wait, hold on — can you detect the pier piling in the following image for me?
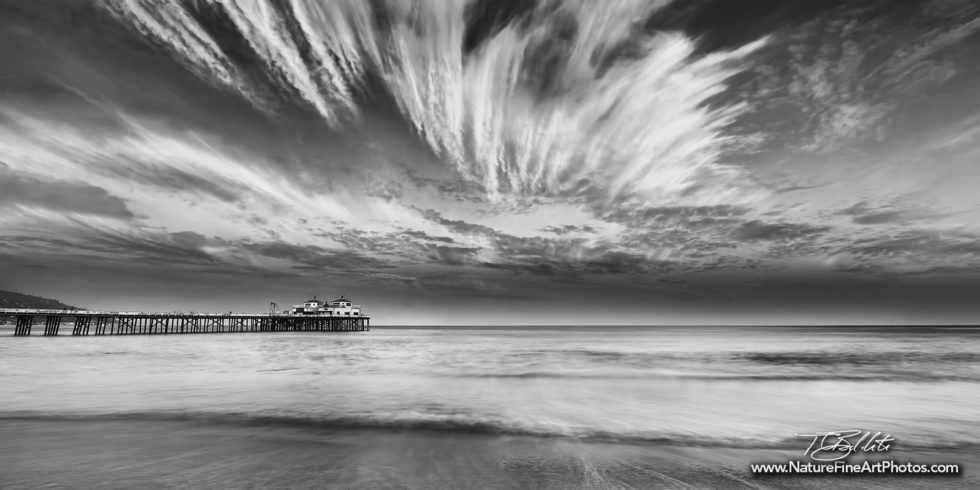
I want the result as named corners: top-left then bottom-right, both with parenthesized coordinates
top-left (72, 316), bottom-right (91, 336)
top-left (43, 315), bottom-right (61, 336)
top-left (14, 315), bottom-right (33, 336)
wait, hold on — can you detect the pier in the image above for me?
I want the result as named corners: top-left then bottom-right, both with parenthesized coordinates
top-left (0, 309), bottom-right (369, 336)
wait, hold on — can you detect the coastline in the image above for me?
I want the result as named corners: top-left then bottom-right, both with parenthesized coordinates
top-left (1, 418), bottom-right (975, 489)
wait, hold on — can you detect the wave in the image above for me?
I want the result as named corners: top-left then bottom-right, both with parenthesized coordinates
top-left (448, 371), bottom-right (980, 383)
top-left (739, 351), bottom-right (980, 366)
top-left (508, 348), bottom-right (980, 367)
top-left (0, 410), bottom-right (974, 451)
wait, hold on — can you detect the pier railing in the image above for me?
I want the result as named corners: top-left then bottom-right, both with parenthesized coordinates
top-left (0, 309), bottom-right (369, 336)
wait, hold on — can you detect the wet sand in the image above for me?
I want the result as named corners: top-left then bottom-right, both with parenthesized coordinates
top-left (1, 418), bottom-right (975, 489)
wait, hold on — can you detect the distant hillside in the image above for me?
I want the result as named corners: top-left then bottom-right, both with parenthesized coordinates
top-left (0, 290), bottom-right (80, 310)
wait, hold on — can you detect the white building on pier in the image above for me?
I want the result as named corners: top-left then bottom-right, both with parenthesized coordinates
top-left (291, 296), bottom-right (363, 316)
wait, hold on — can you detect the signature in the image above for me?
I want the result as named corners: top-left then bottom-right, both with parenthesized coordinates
top-left (795, 430), bottom-right (895, 462)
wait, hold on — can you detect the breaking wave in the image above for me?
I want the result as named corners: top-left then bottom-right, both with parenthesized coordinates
top-left (2, 410), bottom-right (974, 450)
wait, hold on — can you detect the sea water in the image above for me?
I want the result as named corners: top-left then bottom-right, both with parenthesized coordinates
top-left (1, 326), bottom-right (978, 488)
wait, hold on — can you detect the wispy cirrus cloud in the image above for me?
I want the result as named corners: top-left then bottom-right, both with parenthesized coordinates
top-left (0, 108), bottom-right (357, 234)
top-left (97, 0), bottom-right (769, 213)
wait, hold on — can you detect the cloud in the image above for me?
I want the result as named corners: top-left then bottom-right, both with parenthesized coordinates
top-left (482, 254), bottom-right (668, 278)
top-left (605, 204), bottom-right (747, 227)
top-left (242, 241), bottom-right (391, 272)
top-left (0, 170), bottom-right (133, 218)
top-left (403, 230), bottom-right (456, 244)
top-left (851, 230), bottom-right (980, 258)
top-left (97, 0), bottom-right (273, 114)
top-left (98, 0), bottom-right (769, 213)
top-left (733, 220), bottom-right (829, 241)
top-left (418, 209), bottom-right (678, 278)
top-left (0, 107), bottom-right (362, 241)
top-left (378, 271), bottom-right (537, 301)
top-left (98, 165), bottom-right (243, 203)
top-left (730, 1), bottom-right (980, 153)
top-left (842, 201), bottom-right (942, 226)
top-left (0, 217), bottom-right (219, 268)
top-left (421, 208), bottom-right (498, 236)
top-left (0, 207), bottom-right (400, 276)
top-left (541, 224), bottom-right (596, 235)
top-left (426, 244), bottom-right (481, 266)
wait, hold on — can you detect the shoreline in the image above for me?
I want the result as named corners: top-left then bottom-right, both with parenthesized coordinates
top-left (1, 418), bottom-right (975, 489)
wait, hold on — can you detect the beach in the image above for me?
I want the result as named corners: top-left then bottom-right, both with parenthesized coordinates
top-left (2, 418), bottom-right (976, 489)
top-left (1, 326), bottom-right (978, 488)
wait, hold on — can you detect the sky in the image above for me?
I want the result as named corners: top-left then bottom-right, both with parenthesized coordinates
top-left (1, 0), bottom-right (979, 325)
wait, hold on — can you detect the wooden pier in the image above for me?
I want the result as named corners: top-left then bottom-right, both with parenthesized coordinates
top-left (0, 309), bottom-right (369, 337)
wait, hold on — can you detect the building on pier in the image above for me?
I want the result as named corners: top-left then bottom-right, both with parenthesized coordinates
top-left (291, 295), bottom-right (363, 317)
top-left (325, 296), bottom-right (361, 316)
top-left (295, 297), bottom-right (325, 314)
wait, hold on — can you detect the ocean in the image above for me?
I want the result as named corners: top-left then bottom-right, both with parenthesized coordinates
top-left (1, 326), bottom-right (978, 489)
